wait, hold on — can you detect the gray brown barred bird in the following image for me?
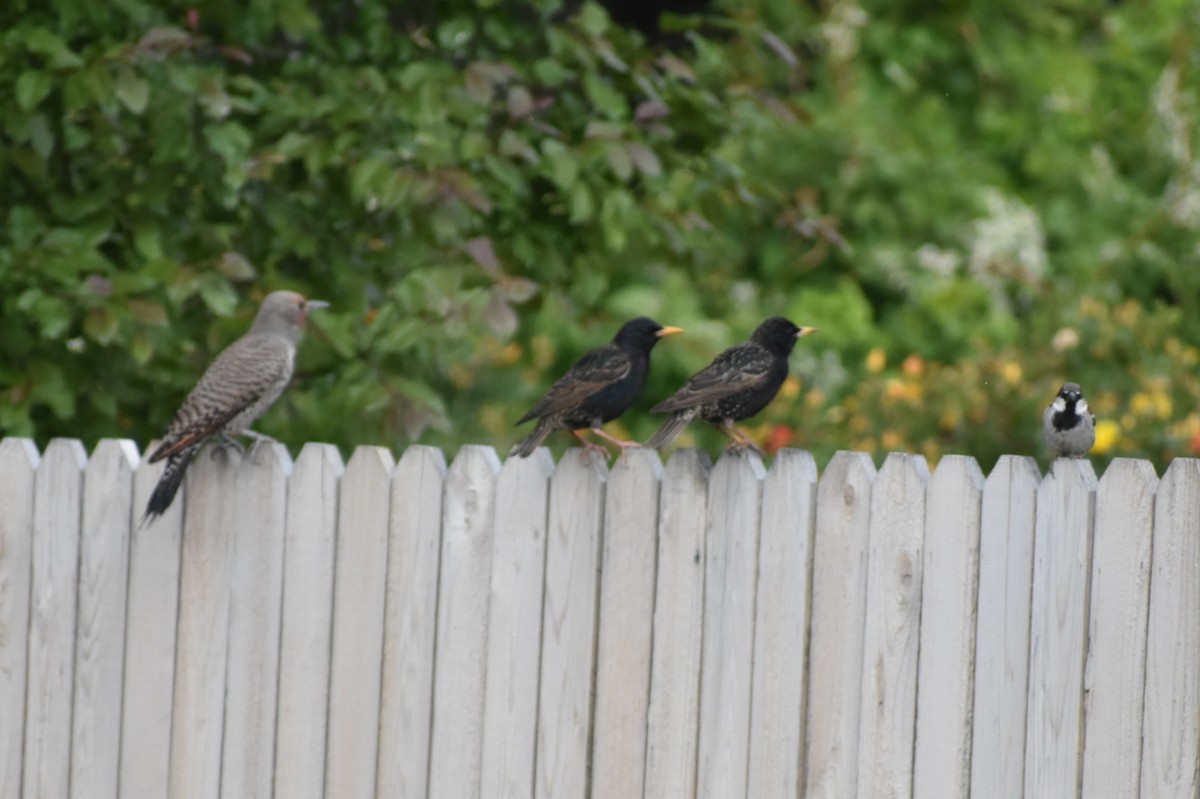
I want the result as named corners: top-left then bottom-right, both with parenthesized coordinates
top-left (645, 316), bottom-right (815, 455)
top-left (141, 290), bottom-right (328, 524)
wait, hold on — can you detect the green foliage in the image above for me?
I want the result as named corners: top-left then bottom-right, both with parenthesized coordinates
top-left (1, 0), bottom-right (1198, 472)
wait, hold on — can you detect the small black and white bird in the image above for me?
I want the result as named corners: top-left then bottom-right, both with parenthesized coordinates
top-left (1042, 382), bottom-right (1096, 458)
top-left (644, 316), bottom-right (815, 455)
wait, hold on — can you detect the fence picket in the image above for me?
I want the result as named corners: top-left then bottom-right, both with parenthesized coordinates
top-left (71, 440), bottom-right (137, 799)
top-left (969, 455), bottom-right (1040, 799)
top-left (428, 446), bottom-right (501, 797)
top-left (120, 442), bottom-right (184, 799)
top-left (24, 439), bottom-right (87, 799)
top-left (1141, 458), bottom-right (1200, 796)
top-left (535, 451), bottom-right (608, 799)
top-left (1081, 458), bottom-right (1156, 796)
top-left (0, 439), bottom-right (38, 799)
top-left (747, 449), bottom-right (818, 799)
top-left (480, 450), bottom-right (553, 799)
top-left (167, 445), bottom-right (241, 799)
top-left (377, 445), bottom-right (447, 799)
top-left (696, 452), bottom-right (766, 799)
top-left (643, 449), bottom-right (711, 799)
top-left (913, 455), bottom-right (985, 798)
top-left (221, 443), bottom-right (291, 798)
top-left (1024, 458), bottom-right (1097, 798)
top-left (326, 446), bottom-right (395, 799)
top-left (592, 449), bottom-right (664, 799)
top-left (804, 451), bottom-right (876, 799)
top-left (274, 443), bottom-right (342, 799)
top-left (857, 452), bottom-right (929, 798)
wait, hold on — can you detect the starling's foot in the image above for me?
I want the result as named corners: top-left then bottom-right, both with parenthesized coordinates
top-left (728, 438), bottom-right (766, 458)
top-left (572, 429), bottom-right (614, 462)
top-left (590, 427), bottom-right (641, 464)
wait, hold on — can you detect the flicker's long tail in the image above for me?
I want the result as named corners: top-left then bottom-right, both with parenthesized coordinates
top-left (644, 409), bottom-right (698, 450)
top-left (511, 418), bottom-right (556, 458)
top-left (141, 446), bottom-right (198, 526)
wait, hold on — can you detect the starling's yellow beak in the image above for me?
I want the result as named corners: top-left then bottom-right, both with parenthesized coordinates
top-left (797, 327), bottom-right (817, 337)
top-left (657, 326), bottom-right (684, 337)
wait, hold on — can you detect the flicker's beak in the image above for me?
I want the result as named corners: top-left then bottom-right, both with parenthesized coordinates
top-left (657, 326), bottom-right (684, 337)
top-left (307, 300), bottom-right (331, 311)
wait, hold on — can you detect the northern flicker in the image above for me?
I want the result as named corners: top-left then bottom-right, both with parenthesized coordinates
top-left (141, 290), bottom-right (328, 524)
top-left (512, 317), bottom-right (683, 459)
top-left (645, 317), bottom-right (815, 455)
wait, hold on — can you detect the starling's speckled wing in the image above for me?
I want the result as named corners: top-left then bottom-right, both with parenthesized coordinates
top-left (516, 344), bottom-right (633, 425)
top-left (651, 342), bottom-right (772, 414)
top-left (149, 337), bottom-right (293, 462)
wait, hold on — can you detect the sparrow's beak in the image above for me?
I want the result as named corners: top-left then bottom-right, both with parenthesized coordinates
top-left (307, 300), bottom-right (331, 311)
top-left (797, 327), bottom-right (817, 338)
top-left (657, 326), bottom-right (684, 337)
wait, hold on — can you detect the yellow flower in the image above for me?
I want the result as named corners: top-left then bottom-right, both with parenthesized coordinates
top-left (866, 347), bottom-right (886, 373)
top-left (1001, 361), bottom-right (1022, 385)
top-left (1092, 419), bottom-right (1120, 454)
top-left (779, 375), bottom-right (801, 400)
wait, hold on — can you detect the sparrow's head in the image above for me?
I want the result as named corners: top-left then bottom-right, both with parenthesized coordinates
top-left (1052, 382), bottom-right (1086, 413)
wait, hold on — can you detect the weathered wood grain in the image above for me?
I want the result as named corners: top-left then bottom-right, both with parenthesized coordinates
top-left (221, 442), bottom-right (291, 799)
top-left (274, 443), bottom-right (342, 799)
top-left (536, 451), bottom-right (607, 799)
top-left (377, 445), bottom-right (447, 799)
top-left (0, 439), bottom-right (38, 799)
top-left (746, 449), bottom-right (817, 799)
top-left (913, 455), bottom-right (985, 799)
top-left (71, 440), bottom-right (137, 799)
top-left (969, 455), bottom-right (1040, 799)
top-left (857, 453), bottom-right (929, 799)
top-left (804, 451), bottom-right (876, 799)
top-left (24, 439), bottom-right (87, 799)
top-left (592, 449), bottom-right (663, 799)
top-left (643, 449), bottom-right (711, 799)
top-left (325, 446), bottom-right (395, 799)
top-left (427, 445), bottom-right (501, 798)
top-left (479, 450), bottom-right (553, 799)
top-left (1141, 458), bottom-right (1200, 797)
top-left (1024, 458), bottom-right (1097, 798)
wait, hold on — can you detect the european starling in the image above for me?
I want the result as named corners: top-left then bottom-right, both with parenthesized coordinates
top-left (644, 316), bottom-right (815, 455)
top-left (142, 290), bottom-right (329, 524)
top-left (512, 317), bottom-right (683, 458)
top-left (1042, 382), bottom-right (1095, 458)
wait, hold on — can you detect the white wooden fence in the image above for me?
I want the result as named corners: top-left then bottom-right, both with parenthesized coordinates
top-left (0, 437), bottom-right (1196, 799)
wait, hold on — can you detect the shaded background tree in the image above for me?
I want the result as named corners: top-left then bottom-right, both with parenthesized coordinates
top-left (2, 0), bottom-right (1198, 470)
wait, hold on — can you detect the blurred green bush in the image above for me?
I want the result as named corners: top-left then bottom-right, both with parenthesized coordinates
top-left (1, 0), bottom-right (1197, 472)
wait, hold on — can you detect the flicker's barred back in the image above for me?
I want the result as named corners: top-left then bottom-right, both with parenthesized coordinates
top-left (142, 290), bottom-right (328, 524)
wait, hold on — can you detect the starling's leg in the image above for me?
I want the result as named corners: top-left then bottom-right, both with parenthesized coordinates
top-left (590, 427), bottom-right (641, 463)
top-left (717, 420), bottom-right (765, 457)
top-left (572, 429), bottom-right (613, 461)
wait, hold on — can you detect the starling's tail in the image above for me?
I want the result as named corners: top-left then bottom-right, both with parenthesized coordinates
top-left (141, 447), bottom-right (197, 526)
top-left (644, 409), bottom-right (698, 450)
top-left (511, 419), bottom-right (556, 458)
